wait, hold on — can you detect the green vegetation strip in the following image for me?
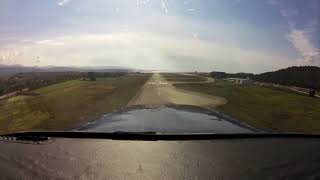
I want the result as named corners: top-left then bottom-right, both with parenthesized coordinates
top-left (174, 80), bottom-right (320, 134)
top-left (0, 75), bottom-right (149, 134)
top-left (165, 78), bottom-right (207, 82)
top-left (162, 73), bottom-right (206, 82)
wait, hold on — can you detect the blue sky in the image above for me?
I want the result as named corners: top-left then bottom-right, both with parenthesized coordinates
top-left (0, 0), bottom-right (319, 73)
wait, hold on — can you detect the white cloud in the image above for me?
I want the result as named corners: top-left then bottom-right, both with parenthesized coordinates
top-left (0, 3), bottom-right (301, 72)
top-left (2, 32), bottom-right (293, 73)
top-left (183, 0), bottom-right (191, 5)
top-left (267, 0), bottom-right (279, 6)
top-left (287, 30), bottom-right (320, 65)
top-left (0, 49), bottom-right (23, 64)
top-left (35, 39), bottom-right (65, 46)
top-left (268, 0), bottom-right (320, 66)
top-left (160, 0), bottom-right (169, 14)
top-left (57, 0), bottom-right (72, 6)
top-left (186, 8), bottom-right (195, 11)
top-left (113, 7), bottom-right (120, 14)
top-left (136, 0), bottom-right (151, 8)
top-left (279, 9), bottom-right (298, 18)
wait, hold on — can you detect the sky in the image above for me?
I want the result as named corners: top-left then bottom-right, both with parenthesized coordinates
top-left (0, 0), bottom-right (319, 73)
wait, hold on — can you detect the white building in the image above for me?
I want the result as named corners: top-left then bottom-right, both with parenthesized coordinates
top-left (226, 78), bottom-right (253, 85)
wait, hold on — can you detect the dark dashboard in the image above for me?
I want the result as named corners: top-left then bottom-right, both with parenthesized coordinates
top-left (1, 136), bottom-right (320, 179)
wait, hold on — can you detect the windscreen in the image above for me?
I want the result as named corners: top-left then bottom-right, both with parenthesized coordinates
top-left (0, 0), bottom-right (319, 134)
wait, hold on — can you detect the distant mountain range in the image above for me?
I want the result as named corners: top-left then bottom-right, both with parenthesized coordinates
top-left (0, 64), bottom-right (136, 78)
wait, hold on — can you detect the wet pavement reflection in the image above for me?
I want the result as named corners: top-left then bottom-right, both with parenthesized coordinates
top-left (78, 105), bottom-right (258, 133)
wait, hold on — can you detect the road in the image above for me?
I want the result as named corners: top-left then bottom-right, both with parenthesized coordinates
top-left (127, 73), bottom-right (227, 107)
top-left (288, 87), bottom-right (320, 98)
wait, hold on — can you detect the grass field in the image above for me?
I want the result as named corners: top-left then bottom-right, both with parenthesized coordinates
top-left (0, 74), bottom-right (149, 134)
top-left (175, 80), bottom-right (320, 134)
top-left (162, 73), bottom-right (207, 82)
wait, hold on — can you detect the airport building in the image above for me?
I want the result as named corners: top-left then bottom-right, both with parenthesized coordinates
top-left (226, 78), bottom-right (254, 85)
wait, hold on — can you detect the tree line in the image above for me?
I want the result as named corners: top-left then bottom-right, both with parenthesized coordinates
top-left (0, 71), bottom-right (129, 96)
top-left (210, 66), bottom-right (320, 89)
top-left (0, 72), bottom-right (85, 96)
